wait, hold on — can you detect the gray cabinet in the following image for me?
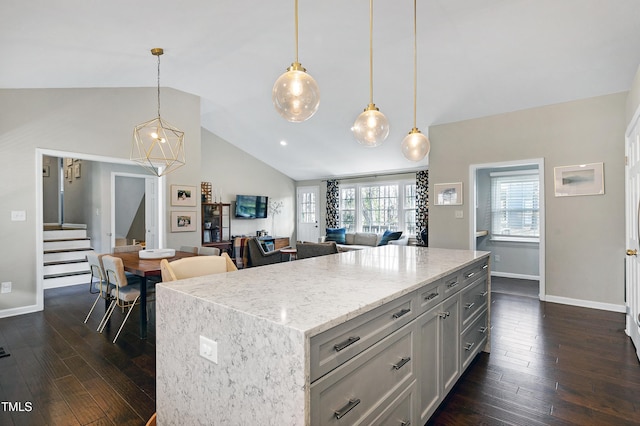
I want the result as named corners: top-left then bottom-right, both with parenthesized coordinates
top-left (309, 256), bottom-right (491, 426)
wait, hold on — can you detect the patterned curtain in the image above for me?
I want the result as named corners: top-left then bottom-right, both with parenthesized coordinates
top-left (326, 179), bottom-right (340, 228)
top-left (416, 170), bottom-right (429, 245)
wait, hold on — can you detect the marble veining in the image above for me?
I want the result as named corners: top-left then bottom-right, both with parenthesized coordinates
top-left (155, 246), bottom-right (489, 425)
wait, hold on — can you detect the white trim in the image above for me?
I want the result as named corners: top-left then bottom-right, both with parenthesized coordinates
top-left (491, 271), bottom-right (539, 281)
top-left (545, 295), bottom-right (626, 313)
top-left (0, 304), bottom-right (41, 319)
top-left (469, 158), bottom-right (546, 300)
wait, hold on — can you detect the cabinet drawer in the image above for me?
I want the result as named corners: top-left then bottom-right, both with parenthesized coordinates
top-left (310, 322), bottom-right (416, 426)
top-left (441, 271), bottom-right (462, 299)
top-left (366, 379), bottom-right (416, 426)
top-left (460, 309), bottom-right (488, 369)
top-left (460, 258), bottom-right (489, 287)
top-left (460, 275), bottom-right (489, 328)
top-left (310, 294), bottom-right (416, 381)
top-left (417, 280), bottom-right (443, 315)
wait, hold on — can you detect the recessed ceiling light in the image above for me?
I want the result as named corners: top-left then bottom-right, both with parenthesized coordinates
top-left (280, 140), bottom-right (288, 146)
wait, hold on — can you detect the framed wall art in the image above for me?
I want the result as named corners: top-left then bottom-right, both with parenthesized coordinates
top-left (554, 162), bottom-right (604, 197)
top-left (171, 185), bottom-right (197, 206)
top-left (434, 182), bottom-right (463, 205)
top-left (170, 211), bottom-right (197, 232)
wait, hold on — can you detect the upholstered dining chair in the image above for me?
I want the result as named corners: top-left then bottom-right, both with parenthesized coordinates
top-left (160, 253), bottom-right (237, 282)
top-left (179, 245), bottom-right (199, 254)
top-left (99, 255), bottom-right (141, 343)
top-left (84, 252), bottom-right (113, 325)
top-left (198, 246), bottom-right (221, 256)
top-left (296, 241), bottom-right (339, 260)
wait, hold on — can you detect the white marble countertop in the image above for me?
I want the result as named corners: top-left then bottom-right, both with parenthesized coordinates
top-left (157, 245), bottom-right (489, 337)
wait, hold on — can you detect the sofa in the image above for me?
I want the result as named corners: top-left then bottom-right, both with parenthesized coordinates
top-left (324, 229), bottom-right (408, 252)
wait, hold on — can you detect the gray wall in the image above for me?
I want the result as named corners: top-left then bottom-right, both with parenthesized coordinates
top-left (429, 92), bottom-right (626, 307)
top-left (42, 155), bottom-right (59, 223)
top-left (0, 87), bottom-right (201, 315)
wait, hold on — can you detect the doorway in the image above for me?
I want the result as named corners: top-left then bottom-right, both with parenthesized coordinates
top-left (469, 158), bottom-right (546, 300)
top-left (297, 186), bottom-right (320, 243)
top-left (625, 110), bottom-right (640, 361)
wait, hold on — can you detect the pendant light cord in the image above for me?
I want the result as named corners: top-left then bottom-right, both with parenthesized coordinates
top-left (413, 0), bottom-right (417, 128)
top-left (156, 53), bottom-right (161, 118)
top-left (369, 0), bottom-right (374, 105)
top-left (294, 0), bottom-right (299, 63)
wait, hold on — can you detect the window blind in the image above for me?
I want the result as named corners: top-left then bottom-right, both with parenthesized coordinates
top-left (490, 170), bottom-right (539, 239)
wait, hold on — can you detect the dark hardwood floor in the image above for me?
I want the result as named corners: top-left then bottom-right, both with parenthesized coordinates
top-left (1, 284), bottom-right (639, 425)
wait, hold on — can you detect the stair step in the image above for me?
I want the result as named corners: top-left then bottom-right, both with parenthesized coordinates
top-left (44, 240), bottom-right (92, 251)
top-left (44, 229), bottom-right (87, 240)
top-left (44, 259), bottom-right (89, 266)
top-left (44, 273), bottom-right (92, 289)
top-left (44, 270), bottom-right (91, 279)
top-left (44, 249), bottom-right (94, 263)
top-left (44, 261), bottom-right (90, 276)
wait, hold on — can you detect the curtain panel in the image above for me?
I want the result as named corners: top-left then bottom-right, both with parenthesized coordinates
top-left (416, 170), bottom-right (429, 245)
top-left (326, 179), bottom-right (339, 228)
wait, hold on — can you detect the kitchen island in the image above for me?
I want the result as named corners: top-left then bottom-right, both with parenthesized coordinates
top-left (155, 245), bottom-right (490, 425)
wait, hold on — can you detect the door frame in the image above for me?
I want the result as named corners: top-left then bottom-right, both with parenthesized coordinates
top-left (35, 148), bottom-right (162, 312)
top-left (296, 185), bottom-right (320, 243)
top-left (469, 158), bottom-right (546, 300)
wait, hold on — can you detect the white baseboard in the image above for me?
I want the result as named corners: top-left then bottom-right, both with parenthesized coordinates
top-left (491, 271), bottom-right (540, 281)
top-left (0, 304), bottom-right (42, 319)
top-left (544, 294), bottom-right (625, 313)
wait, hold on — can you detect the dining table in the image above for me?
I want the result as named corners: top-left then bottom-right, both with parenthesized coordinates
top-left (110, 250), bottom-right (197, 339)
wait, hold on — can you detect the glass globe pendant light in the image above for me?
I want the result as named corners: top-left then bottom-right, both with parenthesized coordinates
top-left (353, 0), bottom-right (389, 147)
top-left (401, 0), bottom-right (430, 161)
top-left (272, 0), bottom-right (320, 122)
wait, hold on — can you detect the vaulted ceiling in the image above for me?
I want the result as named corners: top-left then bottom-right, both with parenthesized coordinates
top-left (3, 0), bottom-right (640, 180)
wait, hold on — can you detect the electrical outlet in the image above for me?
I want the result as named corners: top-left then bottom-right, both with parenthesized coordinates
top-left (1, 282), bottom-right (11, 294)
top-left (495, 255), bottom-right (501, 262)
top-left (10, 211), bottom-right (26, 221)
top-left (199, 335), bottom-right (218, 364)
top-left (455, 210), bottom-right (463, 219)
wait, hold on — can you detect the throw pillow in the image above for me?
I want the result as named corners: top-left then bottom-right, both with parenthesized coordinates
top-left (378, 230), bottom-right (403, 246)
top-left (325, 227), bottom-right (346, 244)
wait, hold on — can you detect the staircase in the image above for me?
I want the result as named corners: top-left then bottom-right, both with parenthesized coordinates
top-left (43, 225), bottom-right (93, 289)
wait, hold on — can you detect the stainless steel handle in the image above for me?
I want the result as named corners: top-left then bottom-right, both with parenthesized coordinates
top-left (447, 281), bottom-right (458, 289)
top-left (479, 326), bottom-right (488, 334)
top-left (465, 302), bottom-right (475, 310)
top-left (334, 398), bottom-right (361, 419)
top-left (480, 291), bottom-right (488, 297)
top-left (334, 336), bottom-right (360, 352)
top-left (400, 421), bottom-right (411, 426)
top-left (392, 356), bottom-right (411, 370)
top-left (464, 342), bottom-right (475, 351)
top-left (425, 292), bottom-right (439, 301)
top-left (438, 311), bottom-right (450, 319)
top-left (466, 271), bottom-right (475, 278)
top-left (393, 308), bottom-right (411, 319)
top-left (482, 264), bottom-right (488, 270)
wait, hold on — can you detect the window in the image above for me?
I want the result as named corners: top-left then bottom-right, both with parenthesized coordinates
top-left (339, 180), bottom-right (416, 234)
top-left (490, 170), bottom-right (539, 241)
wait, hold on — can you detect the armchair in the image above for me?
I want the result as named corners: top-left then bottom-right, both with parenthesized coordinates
top-left (246, 237), bottom-right (284, 267)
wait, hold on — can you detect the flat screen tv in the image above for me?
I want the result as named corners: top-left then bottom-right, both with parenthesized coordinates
top-left (235, 195), bottom-right (268, 219)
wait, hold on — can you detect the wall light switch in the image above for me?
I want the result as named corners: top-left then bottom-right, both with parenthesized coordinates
top-left (199, 335), bottom-right (218, 364)
top-left (455, 210), bottom-right (463, 219)
top-left (11, 211), bottom-right (26, 221)
top-left (1, 282), bottom-right (11, 294)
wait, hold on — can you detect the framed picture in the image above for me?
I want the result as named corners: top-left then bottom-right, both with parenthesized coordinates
top-left (67, 167), bottom-right (73, 182)
top-left (171, 185), bottom-right (197, 206)
top-left (74, 163), bottom-right (81, 178)
top-left (434, 182), bottom-right (463, 205)
top-left (170, 211), bottom-right (197, 232)
top-left (42, 165), bottom-right (50, 177)
top-left (554, 162), bottom-right (604, 197)
top-left (65, 157), bottom-right (73, 166)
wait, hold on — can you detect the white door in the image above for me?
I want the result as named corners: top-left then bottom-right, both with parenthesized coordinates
top-left (625, 115), bottom-right (640, 361)
top-left (145, 177), bottom-right (158, 249)
top-left (297, 186), bottom-right (320, 243)
top-left (111, 173), bottom-right (159, 250)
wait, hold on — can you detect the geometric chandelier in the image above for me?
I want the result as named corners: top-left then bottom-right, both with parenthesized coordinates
top-left (131, 48), bottom-right (185, 177)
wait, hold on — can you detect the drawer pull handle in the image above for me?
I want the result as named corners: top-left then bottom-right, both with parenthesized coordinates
top-left (482, 264), bottom-right (488, 270)
top-left (425, 292), bottom-right (439, 301)
top-left (334, 398), bottom-right (361, 419)
top-left (466, 271), bottom-right (475, 279)
top-left (464, 342), bottom-right (475, 351)
top-left (401, 421), bottom-right (411, 426)
top-left (393, 356), bottom-right (411, 370)
top-left (464, 302), bottom-right (475, 310)
top-left (447, 281), bottom-right (458, 289)
top-left (438, 311), bottom-right (450, 319)
top-left (334, 336), bottom-right (360, 352)
top-left (392, 308), bottom-right (411, 319)
top-left (479, 326), bottom-right (488, 334)
top-left (480, 291), bottom-right (488, 297)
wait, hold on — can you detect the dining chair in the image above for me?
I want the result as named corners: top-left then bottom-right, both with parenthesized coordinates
top-left (84, 252), bottom-right (113, 325)
top-left (160, 253), bottom-right (237, 282)
top-left (179, 245), bottom-right (199, 254)
top-left (112, 244), bottom-right (143, 253)
top-left (99, 255), bottom-right (141, 343)
top-left (198, 246), bottom-right (221, 256)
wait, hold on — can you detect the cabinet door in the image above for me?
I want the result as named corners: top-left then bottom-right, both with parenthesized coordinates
top-left (417, 305), bottom-right (440, 423)
top-left (441, 295), bottom-right (460, 394)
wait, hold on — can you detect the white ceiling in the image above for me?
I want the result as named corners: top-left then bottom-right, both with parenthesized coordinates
top-left (2, 0), bottom-right (640, 180)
